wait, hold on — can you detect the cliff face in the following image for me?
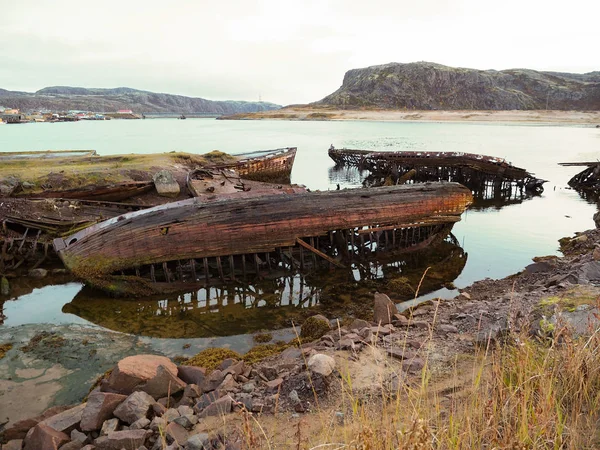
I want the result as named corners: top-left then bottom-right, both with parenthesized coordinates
top-left (0, 87), bottom-right (280, 114)
top-left (315, 62), bottom-right (600, 110)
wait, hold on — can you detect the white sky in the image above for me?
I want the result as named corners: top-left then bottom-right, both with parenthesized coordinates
top-left (1, 0), bottom-right (598, 105)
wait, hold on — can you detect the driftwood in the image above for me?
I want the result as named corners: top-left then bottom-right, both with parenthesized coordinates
top-left (54, 182), bottom-right (472, 295)
top-left (329, 147), bottom-right (546, 199)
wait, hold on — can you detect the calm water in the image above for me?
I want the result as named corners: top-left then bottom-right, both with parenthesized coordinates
top-left (1, 119), bottom-right (598, 343)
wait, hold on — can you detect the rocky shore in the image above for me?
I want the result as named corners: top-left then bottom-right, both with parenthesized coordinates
top-left (3, 225), bottom-right (600, 449)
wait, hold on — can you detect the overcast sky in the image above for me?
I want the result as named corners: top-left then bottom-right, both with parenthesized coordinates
top-left (1, 0), bottom-right (598, 105)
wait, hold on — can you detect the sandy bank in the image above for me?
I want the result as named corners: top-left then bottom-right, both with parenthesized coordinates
top-left (222, 107), bottom-right (600, 125)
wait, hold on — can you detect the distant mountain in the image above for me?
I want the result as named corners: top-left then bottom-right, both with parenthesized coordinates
top-left (0, 86), bottom-right (280, 114)
top-left (315, 62), bottom-right (600, 110)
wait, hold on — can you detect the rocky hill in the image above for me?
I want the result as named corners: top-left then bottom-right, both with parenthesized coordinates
top-left (0, 86), bottom-right (280, 114)
top-left (315, 62), bottom-right (600, 110)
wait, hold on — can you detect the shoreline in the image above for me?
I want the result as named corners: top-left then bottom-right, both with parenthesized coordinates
top-left (221, 107), bottom-right (600, 125)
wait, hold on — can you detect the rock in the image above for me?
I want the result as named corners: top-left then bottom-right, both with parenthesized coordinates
top-left (100, 418), bottom-right (120, 436)
top-left (437, 324), bottom-right (458, 333)
top-left (23, 423), bottom-right (69, 450)
top-left (130, 417), bottom-right (151, 430)
top-left (217, 373), bottom-right (239, 392)
top-left (1, 276), bottom-right (9, 295)
top-left (402, 358), bottom-right (425, 373)
top-left (71, 429), bottom-right (90, 444)
top-left (28, 268), bottom-right (48, 278)
top-left (173, 414), bottom-right (197, 429)
top-left (203, 369), bottom-right (225, 392)
top-left (300, 315), bottom-right (331, 341)
top-left (153, 170), bottom-right (180, 198)
top-left (103, 354), bottom-right (178, 395)
top-left (241, 382), bottom-right (255, 393)
top-left (288, 390), bottom-right (301, 405)
top-left (94, 429), bottom-right (151, 450)
top-left (338, 338), bottom-right (356, 351)
top-left (265, 378), bottom-right (284, 393)
top-left (177, 405), bottom-right (194, 416)
top-left (458, 292), bottom-right (471, 301)
top-left (198, 395), bottom-right (233, 418)
top-left (59, 442), bottom-right (84, 450)
top-left (373, 293), bottom-right (398, 325)
top-left (177, 366), bottom-right (206, 387)
top-left (165, 422), bottom-right (189, 445)
top-left (279, 346), bottom-right (302, 360)
top-left (348, 318), bottom-right (371, 331)
top-left (193, 391), bottom-right (221, 413)
top-left (138, 364), bottom-right (187, 399)
top-left (81, 445), bottom-right (96, 450)
top-left (81, 392), bottom-right (128, 431)
top-left (307, 353), bottom-right (336, 377)
top-left (578, 261), bottom-right (600, 284)
top-left (392, 314), bottom-right (408, 326)
top-left (113, 391), bottom-right (156, 424)
top-left (149, 416), bottom-right (167, 432)
top-left (386, 348), bottom-right (415, 360)
top-left (258, 366), bottom-right (278, 381)
top-left (186, 433), bottom-right (210, 450)
top-left (152, 402), bottom-right (167, 417)
top-left (223, 360), bottom-right (246, 378)
top-left (525, 261), bottom-right (554, 274)
top-left (2, 440), bottom-right (24, 450)
top-left (39, 403), bottom-right (85, 434)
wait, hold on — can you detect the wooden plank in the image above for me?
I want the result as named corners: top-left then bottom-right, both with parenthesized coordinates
top-left (296, 237), bottom-right (345, 268)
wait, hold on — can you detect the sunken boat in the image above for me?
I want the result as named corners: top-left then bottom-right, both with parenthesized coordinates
top-left (328, 146), bottom-right (546, 199)
top-left (53, 182), bottom-right (472, 295)
top-left (559, 162), bottom-right (600, 200)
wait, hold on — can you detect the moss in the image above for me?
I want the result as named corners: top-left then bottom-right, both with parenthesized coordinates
top-left (538, 287), bottom-right (600, 313)
top-left (253, 332), bottom-right (273, 343)
top-left (243, 342), bottom-right (294, 365)
top-left (539, 318), bottom-right (555, 334)
top-left (300, 316), bottom-right (331, 342)
top-left (0, 343), bottom-right (12, 360)
top-left (182, 347), bottom-right (242, 372)
top-left (21, 332), bottom-right (66, 353)
top-left (385, 277), bottom-right (415, 297)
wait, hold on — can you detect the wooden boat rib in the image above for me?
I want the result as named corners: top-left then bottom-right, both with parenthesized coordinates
top-left (53, 182), bottom-right (472, 282)
top-left (208, 147), bottom-right (297, 183)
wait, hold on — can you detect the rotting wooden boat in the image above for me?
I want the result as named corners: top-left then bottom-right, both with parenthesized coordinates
top-left (559, 162), bottom-right (600, 197)
top-left (53, 182), bottom-right (472, 295)
top-left (13, 180), bottom-right (154, 202)
top-left (186, 168), bottom-right (306, 198)
top-left (328, 146), bottom-right (546, 198)
top-left (208, 147), bottom-right (297, 183)
top-left (0, 150), bottom-right (97, 160)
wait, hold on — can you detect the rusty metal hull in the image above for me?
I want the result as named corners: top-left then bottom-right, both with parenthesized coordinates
top-left (211, 147), bottom-right (297, 183)
top-left (54, 182), bottom-right (472, 280)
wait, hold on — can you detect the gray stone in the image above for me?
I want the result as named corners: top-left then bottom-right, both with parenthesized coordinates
top-left (165, 422), bottom-right (188, 446)
top-left (100, 418), bottom-right (120, 436)
top-left (348, 318), bottom-right (371, 331)
top-left (150, 416), bottom-right (167, 432)
top-left (185, 433), bottom-right (210, 450)
top-left (113, 391), bottom-right (156, 424)
top-left (288, 389), bottom-right (300, 404)
top-left (58, 441), bottom-right (84, 450)
top-left (177, 366), bottom-right (206, 387)
top-left (217, 373), bottom-right (239, 392)
top-left (402, 358), bottom-right (425, 373)
top-left (373, 292), bottom-right (398, 325)
top-left (203, 369), bottom-right (225, 392)
top-left (2, 440), bottom-right (24, 450)
top-left (71, 429), bottom-right (90, 444)
top-left (40, 403), bottom-right (86, 434)
top-left (307, 353), bottom-right (336, 377)
top-left (198, 395), bottom-right (233, 418)
top-left (81, 392), bottom-right (127, 432)
top-left (265, 378), bottom-right (283, 393)
top-left (438, 324), bottom-right (458, 333)
top-left (241, 382), bottom-right (255, 393)
top-left (153, 170), bottom-right (180, 198)
top-left (139, 365), bottom-right (187, 400)
top-left (193, 391), bottom-right (221, 413)
top-left (163, 408), bottom-right (180, 422)
top-left (130, 417), bottom-right (151, 430)
top-left (173, 414), bottom-right (197, 429)
top-left (177, 405), bottom-right (194, 417)
top-left (94, 429), bottom-right (151, 450)
top-left (386, 348), bottom-right (415, 360)
top-left (28, 268), bottom-right (48, 278)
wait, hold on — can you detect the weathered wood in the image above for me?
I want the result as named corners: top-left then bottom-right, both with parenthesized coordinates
top-left (296, 237), bottom-right (345, 268)
top-left (54, 183), bottom-right (472, 279)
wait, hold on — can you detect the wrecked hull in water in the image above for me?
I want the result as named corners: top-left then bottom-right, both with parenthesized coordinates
top-left (328, 147), bottom-right (546, 199)
top-left (53, 182), bottom-right (472, 295)
top-left (209, 147), bottom-right (297, 184)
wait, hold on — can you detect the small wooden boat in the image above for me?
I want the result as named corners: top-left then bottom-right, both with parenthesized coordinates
top-left (13, 180), bottom-right (154, 202)
top-left (209, 147), bottom-right (297, 183)
top-left (54, 182), bottom-right (472, 294)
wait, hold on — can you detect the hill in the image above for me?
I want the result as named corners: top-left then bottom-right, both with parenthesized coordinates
top-left (0, 86), bottom-right (280, 114)
top-left (315, 62), bottom-right (600, 110)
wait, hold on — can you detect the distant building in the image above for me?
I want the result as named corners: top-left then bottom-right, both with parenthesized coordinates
top-left (117, 109), bottom-right (133, 114)
top-left (3, 108), bottom-right (19, 114)
top-left (0, 113), bottom-right (25, 123)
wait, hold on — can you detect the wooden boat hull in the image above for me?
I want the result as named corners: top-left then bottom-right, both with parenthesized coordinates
top-left (210, 147), bottom-right (297, 183)
top-left (54, 182), bottom-right (472, 281)
top-left (14, 181), bottom-right (154, 202)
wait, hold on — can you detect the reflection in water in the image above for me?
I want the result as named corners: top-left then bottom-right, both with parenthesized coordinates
top-left (61, 236), bottom-right (466, 338)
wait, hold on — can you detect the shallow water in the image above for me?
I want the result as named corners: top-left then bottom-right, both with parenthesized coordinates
top-left (1, 119), bottom-right (598, 346)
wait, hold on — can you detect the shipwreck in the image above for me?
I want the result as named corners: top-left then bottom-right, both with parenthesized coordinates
top-left (559, 161), bottom-right (600, 199)
top-left (328, 146), bottom-right (546, 200)
top-left (53, 182), bottom-right (472, 295)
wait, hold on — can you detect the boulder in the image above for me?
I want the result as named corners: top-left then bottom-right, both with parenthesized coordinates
top-left (307, 353), bottom-right (336, 377)
top-left (113, 391), bottom-right (156, 424)
top-left (40, 403), bottom-right (86, 434)
top-left (203, 369), bottom-right (225, 392)
top-left (3, 405), bottom-right (75, 440)
top-left (81, 392), bottom-right (127, 431)
top-left (348, 318), bottom-right (371, 331)
top-left (153, 170), bottom-right (180, 198)
top-left (23, 423), bottom-right (69, 450)
top-left (177, 366), bottom-right (206, 386)
top-left (138, 364), bottom-right (187, 399)
top-left (103, 354), bottom-right (178, 395)
top-left (373, 293), bottom-right (399, 325)
top-left (198, 395), bottom-right (233, 418)
top-left (93, 429), bottom-right (151, 450)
